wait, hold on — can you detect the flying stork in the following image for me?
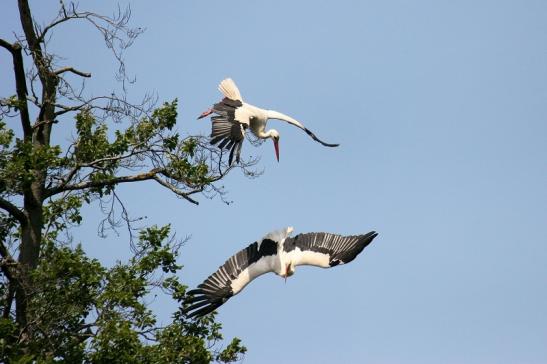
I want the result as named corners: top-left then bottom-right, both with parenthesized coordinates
top-left (198, 78), bottom-right (339, 164)
top-left (184, 227), bottom-right (378, 318)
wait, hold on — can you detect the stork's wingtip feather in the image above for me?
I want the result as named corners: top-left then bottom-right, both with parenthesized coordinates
top-left (362, 231), bottom-right (379, 244)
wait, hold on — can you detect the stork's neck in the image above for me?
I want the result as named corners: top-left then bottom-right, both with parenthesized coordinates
top-left (263, 226), bottom-right (294, 245)
top-left (260, 227), bottom-right (294, 277)
top-left (276, 227), bottom-right (294, 257)
top-left (266, 110), bottom-right (304, 129)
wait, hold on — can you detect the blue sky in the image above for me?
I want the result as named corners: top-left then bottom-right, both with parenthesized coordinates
top-left (2, 1), bottom-right (547, 363)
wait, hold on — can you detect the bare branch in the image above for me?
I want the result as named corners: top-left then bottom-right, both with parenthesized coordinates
top-left (35, 9), bottom-right (74, 44)
top-left (17, 0), bottom-right (46, 73)
top-left (18, 0), bottom-right (61, 148)
top-left (46, 169), bottom-right (162, 197)
top-left (53, 67), bottom-right (91, 78)
top-left (152, 175), bottom-right (199, 205)
top-left (0, 197), bottom-right (27, 225)
top-left (0, 38), bottom-right (14, 51)
top-left (54, 94), bottom-right (155, 123)
top-left (52, 165), bottom-right (81, 192)
top-left (46, 145), bottom-right (152, 194)
top-left (0, 39), bottom-right (32, 139)
top-left (34, 2), bottom-right (144, 86)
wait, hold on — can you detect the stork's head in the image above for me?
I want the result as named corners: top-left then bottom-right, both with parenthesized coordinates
top-left (283, 262), bottom-right (295, 283)
top-left (269, 130), bottom-right (280, 162)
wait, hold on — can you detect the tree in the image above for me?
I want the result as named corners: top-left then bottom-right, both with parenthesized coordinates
top-left (0, 1), bottom-right (252, 361)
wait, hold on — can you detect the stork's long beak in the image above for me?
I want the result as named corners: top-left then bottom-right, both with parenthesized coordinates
top-left (273, 139), bottom-right (280, 162)
top-left (197, 109), bottom-right (213, 120)
top-left (284, 263), bottom-right (290, 284)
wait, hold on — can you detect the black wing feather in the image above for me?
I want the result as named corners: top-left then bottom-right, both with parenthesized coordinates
top-left (284, 231), bottom-right (377, 267)
top-left (303, 127), bottom-right (340, 147)
top-left (210, 116), bottom-right (245, 165)
top-left (209, 98), bottom-right (246, 165)
top-left (183, 238), bottom-right (278, 319)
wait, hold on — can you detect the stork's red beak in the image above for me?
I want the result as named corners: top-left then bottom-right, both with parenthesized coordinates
top-left (284, 263), bottom-right (289, 283)
top-left (273, 139), bottom-right (280, 162)
top-left (197, 109), bottom-right (213, 120)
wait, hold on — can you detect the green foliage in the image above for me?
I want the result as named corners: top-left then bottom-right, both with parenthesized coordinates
top-left (0, 225), bottom-right (246, 363)
top-left (0, 98), bottom-right (250, 362)
top-left (75, 111), bottom-right (111, 164)
top-left (217, 338), bottom-right (247, 363)
top-left (0, 121), bottom-right (14, 148)
top-left (1, 1), bottom-right (261, 362)
top-left (43, 195), bottom-right (84, 240)
top-left (0, 135), bottom-right (63, 193)
top-left (58, 100), bottom-right (214, 198)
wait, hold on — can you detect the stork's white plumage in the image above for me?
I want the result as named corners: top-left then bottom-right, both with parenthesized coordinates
top-left (184, 227), bottom-right (378, 318)
top-left (198, 78), bottom-right (339, 164)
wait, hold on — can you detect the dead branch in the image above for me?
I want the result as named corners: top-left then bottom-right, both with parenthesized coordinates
top-left (53, 67), bottom-right (91, 78)
top-left (0, 39), bottom-right (32, 139)
top-left (0, 197), bottom-right (27, 225)
top-left (46, 168), bottom-right (161, 197)
top-left (152, 175), bottom-right (199, 205)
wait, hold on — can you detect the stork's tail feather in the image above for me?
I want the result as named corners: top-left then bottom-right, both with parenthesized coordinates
top-left (218, 78), bottom-right (242, 101)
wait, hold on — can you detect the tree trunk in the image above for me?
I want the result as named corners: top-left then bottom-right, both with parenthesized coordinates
top-left (16, 179), bottom-right (44, 335)
top-left (12, 0), bottom-right (58, 333)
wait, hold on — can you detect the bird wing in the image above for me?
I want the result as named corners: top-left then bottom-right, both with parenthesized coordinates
top-left (184, 238), bottom-right (279, 318)
top-left (266, 110), bottom-right (340, 147)
top-left (297, 125), bottom-right (340, 147)
top-left (283, 231), bottom-right (378, 268)
top-left (210, 98), bottom-right (247, 164)
top-left (218, 78), bottom-right (243, 101)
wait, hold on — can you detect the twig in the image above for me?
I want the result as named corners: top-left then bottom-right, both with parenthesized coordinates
top-left (152, 175), bottom-right (199, 205)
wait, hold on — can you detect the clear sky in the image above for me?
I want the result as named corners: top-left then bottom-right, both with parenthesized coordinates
top-left (2, 1), bottom-right (547, 363)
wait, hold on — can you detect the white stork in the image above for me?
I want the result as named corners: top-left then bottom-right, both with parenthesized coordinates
top-left (198, 78), bottom-right (339, 164)
top-left (184, 227), bottom-right (378, 318)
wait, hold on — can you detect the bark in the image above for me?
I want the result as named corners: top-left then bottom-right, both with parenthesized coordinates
top-left (16, 201), bottom-right (42, 331)
top-left (0, 40), bottom-right (32, 139)
top-left (13, 0), bottom-right (54, 334)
